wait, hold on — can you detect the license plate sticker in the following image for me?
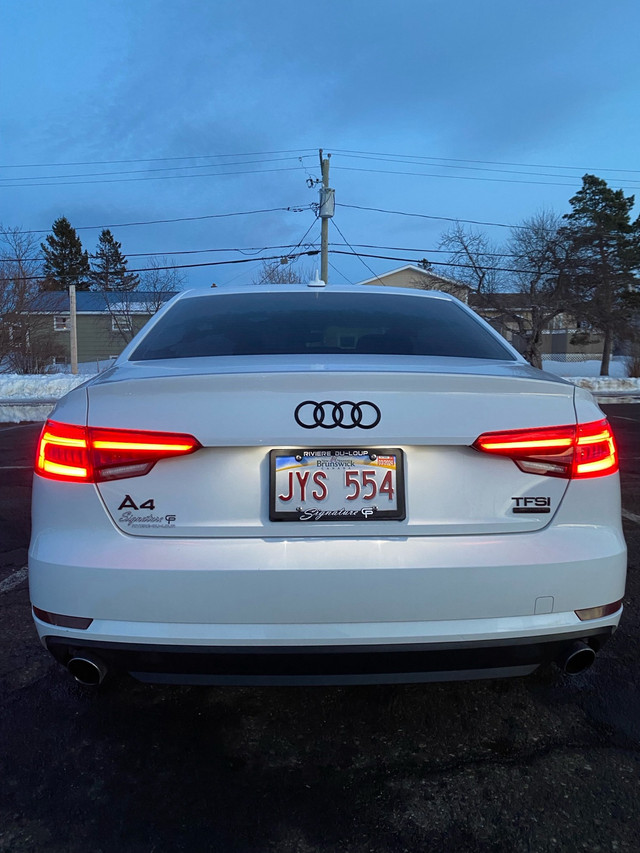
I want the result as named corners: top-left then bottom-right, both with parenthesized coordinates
top-left (269, 448), bottom-right (405, 522)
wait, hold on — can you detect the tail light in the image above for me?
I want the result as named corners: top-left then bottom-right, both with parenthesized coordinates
top-left (472, 418), bottom-right (618, 479)
top-left (36, 420), bottom-right (201, 483)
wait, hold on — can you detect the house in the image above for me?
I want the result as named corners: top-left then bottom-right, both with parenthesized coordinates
top-left (355, 265), bottom-right (604, 361)
top-left (25, 290), bottom-right (178, 368)
top-left (357, 265), bottom-right (471, 303)
top-left (468, 293), bottom-right (604, 359)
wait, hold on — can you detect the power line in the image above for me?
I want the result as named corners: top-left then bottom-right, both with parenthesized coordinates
top-left (11, 154), bottom-right (640, 195)
top-left (10, 243), bottom-right (322, 264)
top-left (5, 145), bottom-right (637, 177)
top-left (255, 216), bottom-right (320, 284)
top-left (331, 220), bottom-right (387, 286)
top-left (288, 216), bottom-right (321, 256)
top-left (0, 148), bottom-right (318, 169)
top-left (2, 204), bottom-right (567, 264)
top-left (128, 242), bottom-right (319, 259)
top-left (334, 165), bottom-right (614, 190)
top-left (0, 241), bottom-right (552, 265)
top-left (118, 241), bottom-right (508, 261)
top-left (337, 202), bottom-right (538, 231)
top-left (329, 248), bottom-right (543, 276)
top-left (332, 152), bottom-right (640, 185)
top-left (0, 165), bottom-right (307, 189)
top-left (9, 244), bottom-right (589, 282)
top-left (0, 154), bottom-right (317, 184)
top-left (20, 206), bottom-right (313, 234)
top-left (222, 257), bottom-right (266, 286)
top-left (126, 247), bottom-right (319, 271)
top-left (330, 148), bottom-right (640, 176)
top-left (18, 248), bottom-right (322, 281)
top-left (348, 243), bottom-right (514, 258)
top-left (15, 247), bottom-right (563, 282)
top-left (328, 260), bottom-right (353, 284)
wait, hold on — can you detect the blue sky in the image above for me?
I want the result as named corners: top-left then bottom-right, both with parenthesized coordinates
top-left (2, 0), bottom-right (640, 289)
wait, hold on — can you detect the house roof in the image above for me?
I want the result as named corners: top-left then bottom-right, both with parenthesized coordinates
top-left (357, 264), bottom-right (470, 291)
top-left (30, 290), bottom-right (178, 313)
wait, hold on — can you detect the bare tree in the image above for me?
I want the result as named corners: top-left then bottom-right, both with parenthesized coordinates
top-left (0, 225), bottom-right (64, 373)
top-left (439, 222), bottom-right (506, 294)
top-left (99, 257), bottom-right (185, 345)
top-left (138, 257), bottom-right (185, 312)
top-left (439, 216), bottom-right (571, 368)
top-left (252, 259), bottom-right (316, 285)
top-left (407, 267), bottom-right (471, 300)
top-left (505, 212), bottom-right (573, 368)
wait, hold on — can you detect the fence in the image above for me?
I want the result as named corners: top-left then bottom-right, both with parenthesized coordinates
top-left (542, 353), bottom-right (613, 363)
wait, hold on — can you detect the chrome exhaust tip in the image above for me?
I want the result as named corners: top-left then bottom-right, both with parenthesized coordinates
top-left (557, 641), bottom-right (596, 675)
top-left (67, 654), bottom-right (108, 686)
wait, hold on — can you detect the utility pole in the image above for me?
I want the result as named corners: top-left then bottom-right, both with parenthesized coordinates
top-left (69, 284), bottom-right (78, 375)
top-left (318, 149), bottom-right (334, 284)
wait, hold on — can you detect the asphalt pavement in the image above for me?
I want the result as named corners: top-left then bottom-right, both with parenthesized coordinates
top-left (1, 408), bottom-right (639, 853)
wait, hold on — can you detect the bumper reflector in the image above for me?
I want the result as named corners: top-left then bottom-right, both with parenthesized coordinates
top-left (575, 600), bottom-right (622, 621)
top-left (33, 606), bottom-right (93, 630)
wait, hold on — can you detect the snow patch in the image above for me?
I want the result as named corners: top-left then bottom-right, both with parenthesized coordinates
top-left (0, 373), bottom-right (94, 424)
top-left (542, 358), bottom-right (628, 378)
top-left (0, 373), bottom-right (92, 399)
top-left (564, 377), bottom-right (640, 393)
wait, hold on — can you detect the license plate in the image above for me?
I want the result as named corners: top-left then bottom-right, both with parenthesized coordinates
top-left (269, 448), bottom-right (405, 522)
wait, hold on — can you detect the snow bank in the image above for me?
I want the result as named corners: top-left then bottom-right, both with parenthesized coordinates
top-left (0, 373), bottom-right (93, 399)
top-left (0, 373), bottom-right (95, 424)
top-left (564, 377), bottom-right (640, 394)
top-left (543, 358), bottom-right (628, 378)
top-left (544, 358), bottom-right (640, 395)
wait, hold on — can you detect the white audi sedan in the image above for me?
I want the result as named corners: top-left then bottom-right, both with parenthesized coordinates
top-left (29, 283), bottom-right (627, 686)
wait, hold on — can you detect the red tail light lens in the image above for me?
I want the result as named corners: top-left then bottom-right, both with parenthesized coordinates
top-left (473, 418), bottom-right (618, 479)
top-left (36, 421), bottom-right (91, 482)
top-left (36, 420), bottom-right (201, 483)
top-left (89, 427), bottom-right (201, 481)
top-left (573, 420), bottom-right (618, 478)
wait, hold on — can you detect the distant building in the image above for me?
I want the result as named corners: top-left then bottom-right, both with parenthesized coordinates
top-left (468, 293), bottom-right (604, 359)
top-left (355, 265), bottom-right (604, 361)
top-left (26, 290), bottom-right (177, 368)
top-left (357, 265), bottom-right (471, 303)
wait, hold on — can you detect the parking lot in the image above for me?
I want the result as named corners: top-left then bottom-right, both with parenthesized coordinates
top-left (1, 406), bottom-right (639, 853)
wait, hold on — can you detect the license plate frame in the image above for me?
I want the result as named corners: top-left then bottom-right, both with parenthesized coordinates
top-left (269, 448), bottom-right (405, 522)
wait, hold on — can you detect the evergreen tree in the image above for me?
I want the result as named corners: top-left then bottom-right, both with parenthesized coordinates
top-left (40, 216), bottom-right (90, 291)
top-left (90, 229), bottom-right (140, 291)
top-left (562, 175), bottom-right (640, 375)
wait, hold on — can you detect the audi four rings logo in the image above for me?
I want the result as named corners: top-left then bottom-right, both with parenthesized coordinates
top-left (294, 400), bottom-right (382, 430)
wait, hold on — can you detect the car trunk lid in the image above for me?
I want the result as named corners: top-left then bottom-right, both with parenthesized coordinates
top-left (87, 359), bottom-right (577, 537)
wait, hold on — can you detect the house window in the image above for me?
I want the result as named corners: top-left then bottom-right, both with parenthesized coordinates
top-left (54, 316), bottom-right (69, 331)
top-left (112, 315), bottom-right (133, 333)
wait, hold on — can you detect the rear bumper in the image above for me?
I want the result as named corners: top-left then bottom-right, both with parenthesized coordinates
top-left (44, 627), bottom-right (616, 685)
top-left (30, 488), bottom-right (627, 685)
top-left (30, 525), bottom-right (627, 625)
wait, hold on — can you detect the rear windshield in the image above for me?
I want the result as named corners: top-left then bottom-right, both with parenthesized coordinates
top-left (130, 291), bottom-right (515, 361)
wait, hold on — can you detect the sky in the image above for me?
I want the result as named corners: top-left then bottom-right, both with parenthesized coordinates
top-left (2, 0), bottom-right (640, 290)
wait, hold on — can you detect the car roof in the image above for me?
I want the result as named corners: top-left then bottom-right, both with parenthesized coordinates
top-left (174, 284), bottom-right (460, 302)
